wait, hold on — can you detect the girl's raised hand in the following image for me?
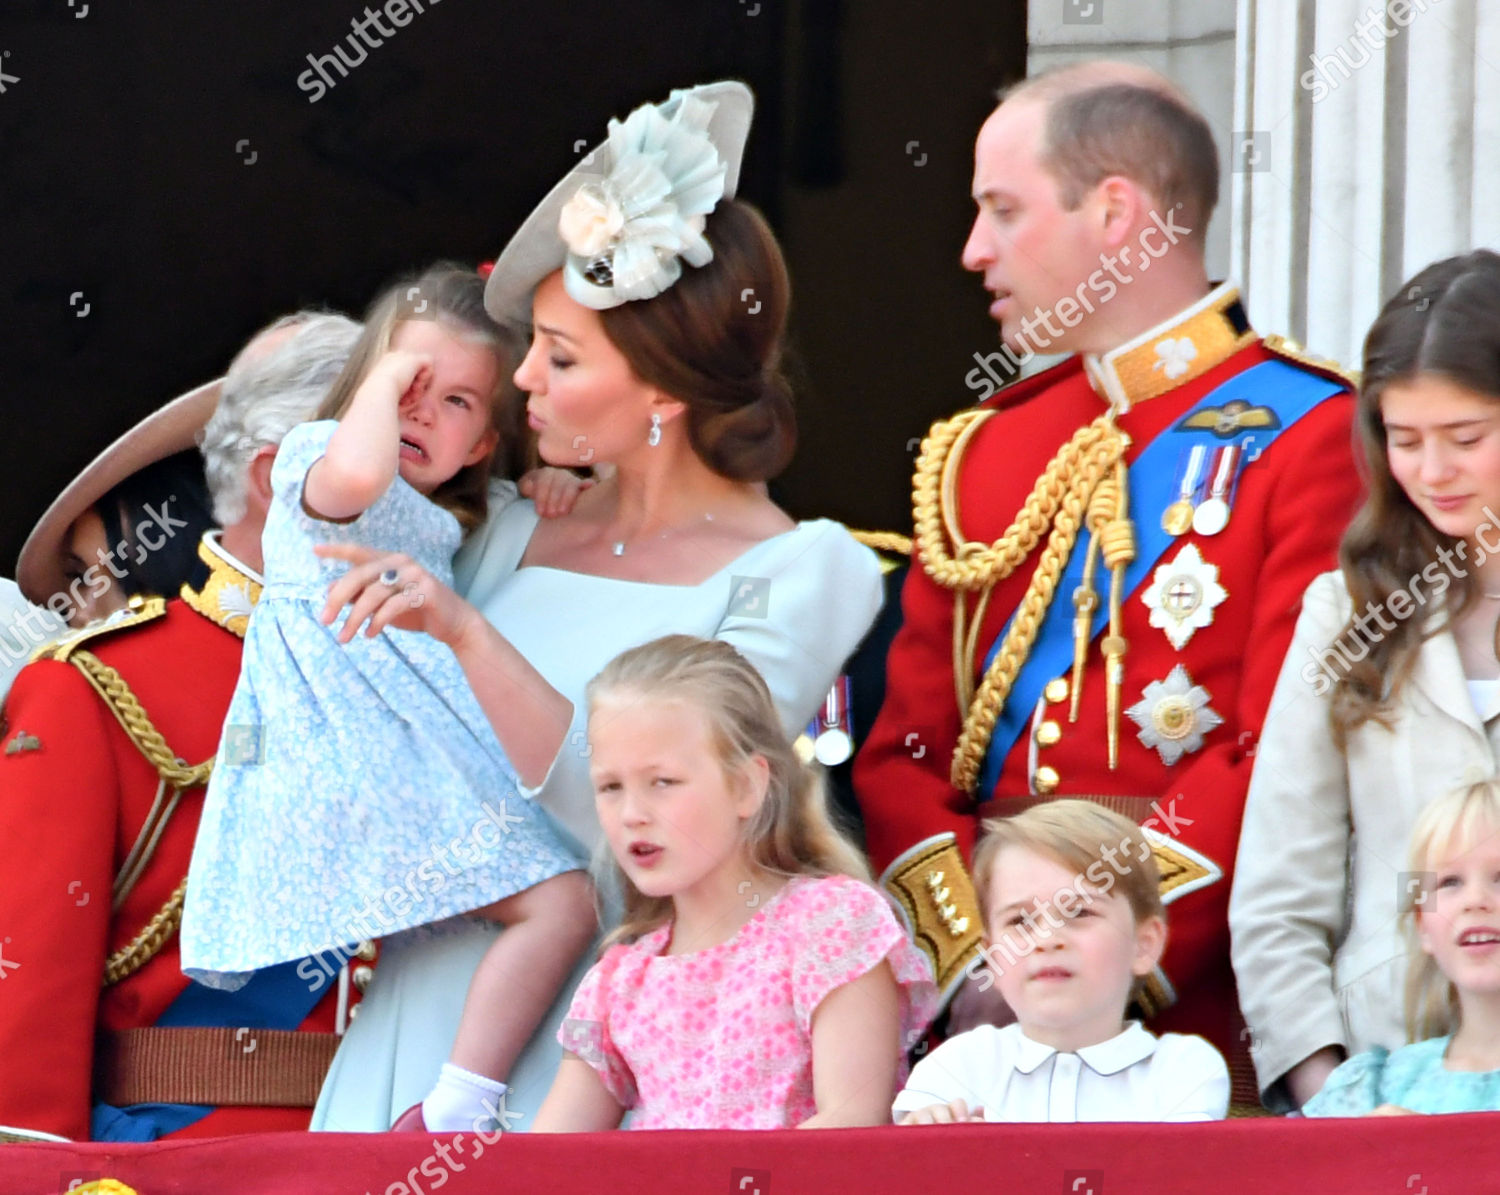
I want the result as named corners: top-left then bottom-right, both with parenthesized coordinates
top-left (313, 544), bottom-right (477, 647)
top-left (371, 348), bottom-right (434, 406)
top-left (518, 467), bottom-right (595, 519)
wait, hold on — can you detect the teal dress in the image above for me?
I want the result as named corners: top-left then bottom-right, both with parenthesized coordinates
top-left (1303, 1037), bottom-right (1500, 1116)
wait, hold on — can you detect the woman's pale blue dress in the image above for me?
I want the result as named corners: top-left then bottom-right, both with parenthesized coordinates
top-left (181, 422), bottom-right (581, 987)
top-left (310, 489), bottom-right (885, 1130)
top-left (1302, 1037), bottom-right (1500, 1116)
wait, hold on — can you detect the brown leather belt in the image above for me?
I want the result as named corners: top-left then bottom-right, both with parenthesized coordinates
top-left (95, 1027), bottom-right (340, 1108)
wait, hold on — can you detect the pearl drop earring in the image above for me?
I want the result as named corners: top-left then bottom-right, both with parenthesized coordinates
top-left (648, 413), bottom-right (662, 447)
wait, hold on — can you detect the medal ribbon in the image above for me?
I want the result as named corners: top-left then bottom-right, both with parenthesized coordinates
top-left (974, 358), bottom-right (1345, 798)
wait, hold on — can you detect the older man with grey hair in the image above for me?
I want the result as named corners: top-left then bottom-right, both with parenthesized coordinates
top-left (0, 310), bottom-right (371, 1143)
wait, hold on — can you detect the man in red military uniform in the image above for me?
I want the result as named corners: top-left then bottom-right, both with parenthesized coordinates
top-left (0, 312), bottom-right (367, 1141)
top-left (853, 61), bottom-right (1362, 1107)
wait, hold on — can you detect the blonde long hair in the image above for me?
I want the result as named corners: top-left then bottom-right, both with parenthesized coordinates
top-left (315, 263), bottom-right (528, 535)
top-left (1402, 780), bottom-right (1500, 1041)
top-left (586, 635), bottom-right (870, 947)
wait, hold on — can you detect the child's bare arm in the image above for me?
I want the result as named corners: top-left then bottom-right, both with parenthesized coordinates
top-left (531, 1055), bottom-right (626, 1132)
top-left (305, 350), bottom-right (430, 519)
top-left (798, 962), bottom-right (903, 1128)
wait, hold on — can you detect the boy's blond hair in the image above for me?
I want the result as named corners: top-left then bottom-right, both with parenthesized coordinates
top-left (972, 799), bottom-right (1164, 931)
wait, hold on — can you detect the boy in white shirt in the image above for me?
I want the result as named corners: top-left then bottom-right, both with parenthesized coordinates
top-left (894, 800), bottom-right (1229, 1123)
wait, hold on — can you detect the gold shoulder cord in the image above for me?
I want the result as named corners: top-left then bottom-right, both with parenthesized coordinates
top-left (67, 649), bottom-right (214, 986)
top-left (911, 409), bottom-right (1133, 794)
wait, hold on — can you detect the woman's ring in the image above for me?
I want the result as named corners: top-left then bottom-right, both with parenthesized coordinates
top-left (379, 567), bottom-right (401, 588)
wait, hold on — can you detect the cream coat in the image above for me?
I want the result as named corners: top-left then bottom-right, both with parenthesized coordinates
top-left (1229, 569), bottom-right (1499, 1108)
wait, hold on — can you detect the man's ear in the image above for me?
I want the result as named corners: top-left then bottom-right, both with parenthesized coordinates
top-left (1095, 175), bottom-right (1146, 250)
top-left (246, 445), bottom-right (277, 515)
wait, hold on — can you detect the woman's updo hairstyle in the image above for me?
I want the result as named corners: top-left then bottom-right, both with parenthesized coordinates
top-left (596, 198), bottom-right (795, 483)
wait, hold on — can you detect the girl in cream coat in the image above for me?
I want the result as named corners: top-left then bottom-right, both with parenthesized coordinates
top-left (1231, 250), bottom-right (1500, 1112)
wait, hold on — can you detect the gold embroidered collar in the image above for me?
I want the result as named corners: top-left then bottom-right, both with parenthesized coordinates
top-left (1082, 282), bottom-right (1256, 413)
top-left (179, 532), bottom-right (263, 639)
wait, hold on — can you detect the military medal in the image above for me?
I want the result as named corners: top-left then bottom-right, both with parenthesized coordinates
top-left (1141, 543), bottom-right (1228, 650)
top-left (1126, 664), bottom-right (1224, 766)
top-left (809, 675), bottom-right (855, 766)
top-left (1161, 444), bottom-right (1209, 535)
top-left (1192, 444), bottom-right (1241, 536)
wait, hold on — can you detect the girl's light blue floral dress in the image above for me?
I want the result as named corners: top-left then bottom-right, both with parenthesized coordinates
top-left (181, 421), bottom-right (580, 987)
top-left (1302, 1036), bottom-right (1500, 1116)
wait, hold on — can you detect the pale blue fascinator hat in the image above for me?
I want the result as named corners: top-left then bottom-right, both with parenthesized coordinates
top-left (484, 81), bottom-right (754, 325)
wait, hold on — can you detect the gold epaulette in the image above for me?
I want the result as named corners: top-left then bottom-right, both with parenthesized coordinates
top-left (850, 529), bottom-right (912, 572)
top-left (880, 833), bottom-right (984, 1004)
top-left (28, 596), bottom-right (167, 665)
top-left (1262, 333), bottom-right (1360, 390)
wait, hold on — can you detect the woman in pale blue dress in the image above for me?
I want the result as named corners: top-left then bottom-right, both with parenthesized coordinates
top-left (1304, 781), bottom-right (1500, 1117)
top-left (183, 264), bottom-right (597, 1133)
top-left (310, 83), bottom-right (885, 1130)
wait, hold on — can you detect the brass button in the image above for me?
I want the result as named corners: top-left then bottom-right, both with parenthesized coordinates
top-left (354, 940), bottom-right (377, 962)
top-left (1043, 678), bottom-right (1069, 704)
top-left (1035, 765), bottom-right (1060, 794)
top-left (352, 964), bottom-right (375, 992)
top-left (1035, 720), bottom-right (1062, 747)
top-left (347, 1003), bottom-right (360, 1022)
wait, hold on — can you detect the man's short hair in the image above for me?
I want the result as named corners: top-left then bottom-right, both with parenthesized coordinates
top-left (200, 311), bottom-right (361, 525)
top-left (1003, 66), bottom-right (1219, 245)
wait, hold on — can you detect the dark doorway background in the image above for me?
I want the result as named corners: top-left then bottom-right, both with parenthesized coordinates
top-left (2, 1), bottom-right (1026, 572)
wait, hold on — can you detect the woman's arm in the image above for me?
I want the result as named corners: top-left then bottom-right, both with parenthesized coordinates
top-left (798, 961), bottom-right (902, 1129)
top-left (314, 543), bottom-right (573, 786)
top-left (1228, 574), bottom-right (1356, 1111)
top-left (1284, 1047), bottom-right (1346, 1109)
top-left (530, 1055), bottom-right (626, 1133)
top-left (304, 350), bottom-right (429, 520)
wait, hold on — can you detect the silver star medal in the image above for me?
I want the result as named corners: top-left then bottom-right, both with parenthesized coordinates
top-left (1141, 544), bottom-right (1227, 650)
top-left (1126, 664), bottom-right (1223, 766)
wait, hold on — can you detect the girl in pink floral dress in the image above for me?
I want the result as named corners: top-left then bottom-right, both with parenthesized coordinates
top-left (532, 634), bottom-right (938, 1131)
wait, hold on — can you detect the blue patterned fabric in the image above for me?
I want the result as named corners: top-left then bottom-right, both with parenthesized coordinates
top-left (1302, 1037), bottom-right (1500, 1116)
top-left (181, 421), bottom-right (580, 986)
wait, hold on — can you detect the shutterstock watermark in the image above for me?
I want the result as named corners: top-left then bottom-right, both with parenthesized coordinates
top-left (296, 796), bottom-right (526, 990)
top-left (1299, 507), bottom-right (1500, 695)
top-left (297, 0), bottom-right (446, 104)
top-left (0, 497), bottom-right (191, 665)
top-left (966, 797), bottom-right (1193, 991)
top-left (964, 206), bottom-right (1194, 399)
top-left (1300, 0), bottom-right (1449, 103)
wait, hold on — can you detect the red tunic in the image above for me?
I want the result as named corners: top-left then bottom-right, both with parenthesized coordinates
top-left (0, 542), bottom-right (361, 1141)
top-left (855, 311), bottom-right (1361, 1093)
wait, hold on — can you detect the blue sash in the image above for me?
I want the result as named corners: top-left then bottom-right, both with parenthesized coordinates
top-left (91, 959), bottom-right (339, 1141)
top-left (975, 358), bottom-right (1345, 798)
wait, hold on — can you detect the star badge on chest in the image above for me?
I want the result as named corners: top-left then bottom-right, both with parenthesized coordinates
top-left (1126, 664), bottom-right (1223, 766)
top-left (1141, 543), bottom-right (1227, 650)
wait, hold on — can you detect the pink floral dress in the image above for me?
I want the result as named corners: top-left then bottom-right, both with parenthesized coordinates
top-left (557, 874), bottom-right (939, 1129)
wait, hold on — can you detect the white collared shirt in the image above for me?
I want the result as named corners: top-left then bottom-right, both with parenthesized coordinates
top-left (892, 1021), bottom-right (1229, 1123)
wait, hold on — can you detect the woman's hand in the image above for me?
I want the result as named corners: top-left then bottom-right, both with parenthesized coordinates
top-left (897, 1099), bottom-right (985, 1125)
top-left (1369, 1103), bottom-right (1421, 1116)
top-left (313, 543), bottom-right (479, 647)
top-left (519, 467), bottom-right (595, 519)
top-left (1285, 1047), bottom-right (1345, 1110)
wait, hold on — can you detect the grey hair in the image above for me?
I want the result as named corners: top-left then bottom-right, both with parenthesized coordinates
top-left (200, 310), bottom-right (362, 525)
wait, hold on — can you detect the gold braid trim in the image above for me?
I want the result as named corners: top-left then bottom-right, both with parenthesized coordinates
top-left (69, 651), bottom-right (214, 790)
top-left (65, 650), bottom-right (213, 985)
top-left (850, 529), bottom-right (913, 557)
top-left (910, 409), bottom-right (1130, 793)
top-left (104, 879), bottom-right (186, 987)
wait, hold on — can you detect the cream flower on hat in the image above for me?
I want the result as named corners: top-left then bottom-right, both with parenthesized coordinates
top-left (483, 82), bottom-right (754, 325)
